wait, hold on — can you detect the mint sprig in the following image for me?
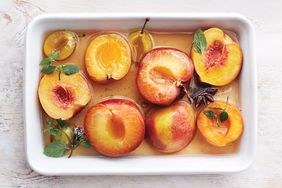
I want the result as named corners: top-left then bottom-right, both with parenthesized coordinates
top-left (203, 96), bottom-right (229, 127)
top-left (193, 29), bottom-right (207, 54)
top-left (43, 119), bottom-right (91, 158)
top-left (203, 110), bottom-right (221, 127)
top-left (67, 127), bottom-right (91, 158)
top-left (40, 51), bottom-right (80, 79)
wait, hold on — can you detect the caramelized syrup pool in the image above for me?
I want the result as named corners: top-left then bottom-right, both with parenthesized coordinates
top-left (42, 30), bottom-right (240, 156)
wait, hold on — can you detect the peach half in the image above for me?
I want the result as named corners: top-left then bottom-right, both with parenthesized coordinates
top-left (146, 101), bottom-right (196, 153)
top-left (191, 28), bottom-right (243, 86)
top-left (84, 98), bottom-right (145, 157)
top-left (137, 48), bottom-right (194, 106)
top-left (197, 101), bottom-right (244, 147)
top-left (38, 71), bottom-right (91, 120)
top-left (43, 30), bottom-right (77, 60)
top-left (85, 33), bottom-right (132, 83)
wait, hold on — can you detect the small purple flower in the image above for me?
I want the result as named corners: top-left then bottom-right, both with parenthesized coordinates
top-left (74, 127), bottom-right (84, 137)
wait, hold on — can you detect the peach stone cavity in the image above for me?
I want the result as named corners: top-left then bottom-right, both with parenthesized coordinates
top-left (85, 33), bottom-right (132, 83)
top-left (38, 71), bottom-right (91, 120)
top-left (84, 99), bottom-right (145, 157)
top-left (137, 48), bottom-right (194, 106)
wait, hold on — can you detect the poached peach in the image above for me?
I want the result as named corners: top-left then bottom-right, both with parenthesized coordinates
top-left (146, 101), bottom-right (196, 153)
top-left (197, 101), bottom-right (244, 147)
top-left (128, 30), bottom-right (154, 61)
top-left (191, 28), bottom-right (243, 86)
top-left (43, 31), bottom-right (77, 60)
top-left (84, 98), bottom-right (145, 157)
top-left (85, 33), bottom-right (132, 83)
top-left (38, 71), bottom-right (91, 120)
top-left (137, 48), bottom-right (194, 106)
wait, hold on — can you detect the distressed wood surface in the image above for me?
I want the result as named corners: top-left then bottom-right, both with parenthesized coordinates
top-left (0, 0), bottom-right (281, 187)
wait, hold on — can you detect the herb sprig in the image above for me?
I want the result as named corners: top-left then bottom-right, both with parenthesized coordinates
top-left (193, 29), bottom-right (207, 54)
top-left (68, 127), bottom-right (91, 158)
top-left (43, 118), bottom-right (90, 158)
top-left (203, 96), bottom-right (229, 127)
top-left (40, 51), bottom-right (80, 80)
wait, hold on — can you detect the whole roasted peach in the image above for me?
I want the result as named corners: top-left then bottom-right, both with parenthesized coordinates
top-left (137, 48), bottom-right (194, 106)
top-left (85, 33), bottom-right (132, 84)
top-left (38, 71), bottom-right (91, 120)
top-left (146, 101), bottom-right (196, 153)
top-left (191, 28), bottom-right (243, 86)
top-left (84, 98), bottom-right (145, 157)
top-left (197, 101), bottom-right (244, 147)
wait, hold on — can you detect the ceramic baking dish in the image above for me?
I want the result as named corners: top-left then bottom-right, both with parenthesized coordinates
top-left (24, 13), bottom-right (257, 175)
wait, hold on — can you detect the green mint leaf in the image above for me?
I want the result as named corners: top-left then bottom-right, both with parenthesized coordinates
top-left (46, 118), bottom-right (55, 128)
top-left (57, 119), bottom-right (67, 128)
top-left (219, 111), bottom-right (229, 122)
top-left (79, 136), bottom-right (91, 148)
top-left (82, 140), bottom-right (91, 148)
top-left (62, 64), bottom-right (80, 75)
top-left (193, 29), bottom-right (207, 54)
top-left (203, 110), bottom-right (217, 119)
top-left (41, 66), bottom-right (56, 74)
top-left (43, 140), bottom-right (68, 157)
top-left (44, 118), bottom-right (63, 136)
top-left (209, 106), bottom-right (224, 111)
top-left (40, 51), bottom-right (59, 65)
top-left (49, 51), bottom-right (60, 61)
top-left (40, 58), bottom-right (51, 66)
top-left (49, 128), bottom-right (61, 136)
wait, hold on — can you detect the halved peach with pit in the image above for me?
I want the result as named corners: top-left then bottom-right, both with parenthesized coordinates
top-left (85, 33), bottom-right (132, 83)
top-left (191, 28), bottom-right (243, 86)
top-left (38, 71), bottom-right (91, 120)
top-left (137, 48), bottom-right (194, 106)
top-left (84, 98), bottom-right (145, 157)
top-left (197, 101), bottom-right (244, 147)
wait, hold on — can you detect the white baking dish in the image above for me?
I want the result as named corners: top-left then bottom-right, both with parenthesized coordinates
top-left (24, 13), bottom-right (257, 175)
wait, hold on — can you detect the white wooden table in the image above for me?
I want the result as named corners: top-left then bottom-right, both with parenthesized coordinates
top-left (0, 0), bottom-right (281, 187)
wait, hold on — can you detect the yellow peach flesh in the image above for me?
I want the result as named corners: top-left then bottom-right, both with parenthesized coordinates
top-left (137, 48), bottom-right (194, 105)
top-left (84, 99), bottom-right (145, 157)
top-left (197, 101), bottom-right (244, 147)
top-left (43, 31), bottom-right (77, 60)
top-left (38, 71), bottom-right (91, 120)
top-left (191, 28), bottom-right (242, 86)
top-left (85, 33), bottom-right (132, 83)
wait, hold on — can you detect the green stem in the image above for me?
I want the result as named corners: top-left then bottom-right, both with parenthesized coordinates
top-left (68, 141), bottom-right (82, 158)
top-left (216, 118), bottom-right (221, 127)
top-left (68, 147), bottom-right (74, 158)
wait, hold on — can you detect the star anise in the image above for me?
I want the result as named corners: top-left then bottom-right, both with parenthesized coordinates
top-left (190, 87), bottom-right (218, 108)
